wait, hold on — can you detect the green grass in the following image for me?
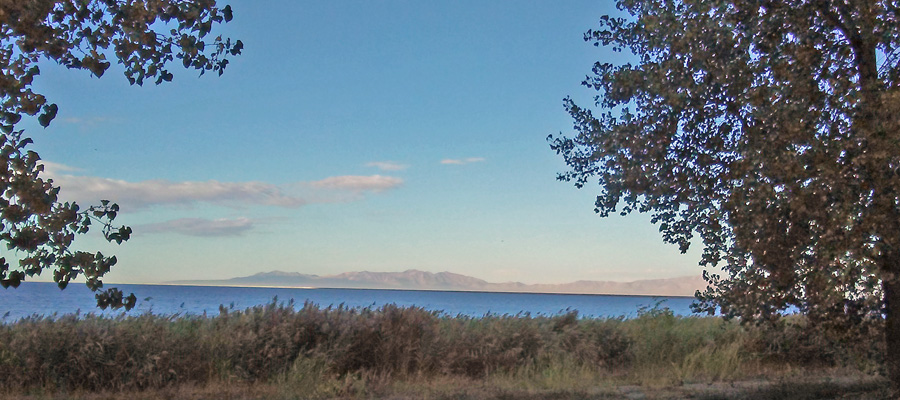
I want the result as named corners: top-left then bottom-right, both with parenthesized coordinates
top-left (0, 300), bottom-right (888, 398)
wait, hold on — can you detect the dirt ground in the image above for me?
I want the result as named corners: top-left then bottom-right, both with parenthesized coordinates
top-left (2, 375), bottom-right (892, 400)
top-left (611, 376), bottom-right (892, 400)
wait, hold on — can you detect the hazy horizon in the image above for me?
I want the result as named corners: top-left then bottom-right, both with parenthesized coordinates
top-left (163, 269), bottom-right (706, 298)
top-left (168, 268), bottom-right (703, 283)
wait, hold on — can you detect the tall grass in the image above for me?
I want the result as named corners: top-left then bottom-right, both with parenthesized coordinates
top-left (0, 300), bottom-right (885, 397)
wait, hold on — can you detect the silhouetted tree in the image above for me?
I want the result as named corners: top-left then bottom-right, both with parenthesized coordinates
top-left (0, 0), bottom-right (242, 309)
top-left (550, 0), bottom-right (900, 388)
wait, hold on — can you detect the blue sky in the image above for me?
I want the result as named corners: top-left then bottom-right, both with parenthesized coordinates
top-left (24, 0), bottom-right (704, 285)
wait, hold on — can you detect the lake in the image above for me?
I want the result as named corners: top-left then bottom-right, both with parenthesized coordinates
top-left (0, 282), bottom-right (702, 322)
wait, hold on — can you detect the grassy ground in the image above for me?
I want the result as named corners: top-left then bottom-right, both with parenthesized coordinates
top-left (0, 301), bottom-right (889, 399)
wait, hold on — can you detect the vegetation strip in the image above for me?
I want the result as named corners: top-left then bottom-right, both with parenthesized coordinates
top-left (0, 301), bottom-right (887, 398)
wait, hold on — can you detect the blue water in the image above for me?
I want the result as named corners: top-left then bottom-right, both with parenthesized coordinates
top-left (0, 282), bottom-right (701, 322)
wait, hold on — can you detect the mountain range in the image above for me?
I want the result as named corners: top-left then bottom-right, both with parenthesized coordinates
top-left (168, 269), bottom-right (706, 297)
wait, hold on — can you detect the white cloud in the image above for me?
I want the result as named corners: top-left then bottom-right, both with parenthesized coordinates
top-left (309, 175), bottom-right (403, 192)
top-left (365, 161), bottom-right (409, 171)
top-left (40, 162), bottom-right (403, 211)
top-left (47, 175), bottom-right (306, 210)
top-left (139, 217), bottom-right (254, 237)
top-left (440, 157), bottom-right (485, 165)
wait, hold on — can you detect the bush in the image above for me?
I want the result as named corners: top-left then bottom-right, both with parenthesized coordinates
top-left (0, 301), bottom-right (884, 394)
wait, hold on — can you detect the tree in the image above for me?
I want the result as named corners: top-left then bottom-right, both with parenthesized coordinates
top-left (0, 0), bottom-right (242, 309)
top-left (549, 0), bottom-right (900, 389)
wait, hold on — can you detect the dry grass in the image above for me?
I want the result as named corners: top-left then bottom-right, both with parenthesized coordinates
top-left (0, 300), bottom-right (888, 399)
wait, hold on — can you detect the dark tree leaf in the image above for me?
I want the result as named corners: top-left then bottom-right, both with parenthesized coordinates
top-left (37, 104), bottom-right (57, 128)
top-left (223, 5), bottom-right (233, 22)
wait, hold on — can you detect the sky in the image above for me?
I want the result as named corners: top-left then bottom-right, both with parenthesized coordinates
top-left (23, 0), bottom-right (705, 285)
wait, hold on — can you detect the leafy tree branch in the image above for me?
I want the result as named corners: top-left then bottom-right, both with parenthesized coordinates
top-left (0, 0), bottom-right (241, 309)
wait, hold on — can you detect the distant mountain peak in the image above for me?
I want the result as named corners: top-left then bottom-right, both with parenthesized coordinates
top-left (250, 271), bottom-right (319, 278)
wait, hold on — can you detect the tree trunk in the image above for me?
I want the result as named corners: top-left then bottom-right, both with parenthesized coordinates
top-left (885, 275), bottom-right (900, 393)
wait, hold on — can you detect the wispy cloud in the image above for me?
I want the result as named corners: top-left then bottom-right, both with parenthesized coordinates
top-left (41, 162), bottom-right (404, 211)
top-left (40, 161), bottom-right (82, 174)
top-left (309, 175), bottom-right (403, 192)
top-left (139, 217), bottom-right (254, 237)
top-left (365, 161), bottom-right (409, 171)
top-left (440, 157), bottom-right (485, 165)
top-left (61, 116), bottom-right (117, 130)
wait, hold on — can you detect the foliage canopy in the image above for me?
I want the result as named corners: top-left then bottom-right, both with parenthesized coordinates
top-left (0, 0), bottom-right (241, 309)
top-left (551, 0), bottom-right (900, 386)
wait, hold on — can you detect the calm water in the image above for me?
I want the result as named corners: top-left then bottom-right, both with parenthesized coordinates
top-left (0, 282), bottom-right (701, 322)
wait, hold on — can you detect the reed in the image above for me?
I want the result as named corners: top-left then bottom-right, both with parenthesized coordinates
top-left (0, 299), bottom-right (886, 398)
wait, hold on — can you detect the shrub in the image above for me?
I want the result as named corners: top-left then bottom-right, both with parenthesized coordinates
top-left (0, 301), bottom-right (884, 394)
